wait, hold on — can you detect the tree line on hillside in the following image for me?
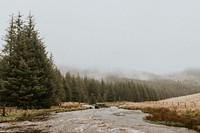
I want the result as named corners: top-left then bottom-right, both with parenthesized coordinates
top-left (58, 73), bottom-right (200, 104)
top-left (0, 14), bottom-right (200, 109)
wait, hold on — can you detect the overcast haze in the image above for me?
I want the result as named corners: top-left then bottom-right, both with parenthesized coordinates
top-left (0, 0), bottom-right (200, 74)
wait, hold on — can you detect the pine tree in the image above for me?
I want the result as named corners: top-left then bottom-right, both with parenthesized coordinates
top-left (99, 79), bottom-right (106, 101)
top-left (0, 14), bottom-right (55, 109)
top-left (63, 77), bottom-right (71, 102)
top-left (0, 58), bottom-right (5, 104)
top-left (64, 72), bottom-right (72, 101)
top-left (70, 75), bottom-right (79, 102)
top-left (76, 74), bottom-right (86, 102)
top-left (0, 14), bottom-right (22, 106)
top-left (53, 68), bottom-right (66, 104)
top-left (87, 79), bottom-right (98, 104)
top-left (105, 83), bottom-right (116, 102)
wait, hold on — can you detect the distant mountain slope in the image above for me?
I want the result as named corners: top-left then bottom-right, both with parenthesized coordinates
top-left (165, 68), bottom-right (200, 84)
top-left (161, 93), bottom-right (200, 103)
top-left (58, 65), bottom-right (200, 83)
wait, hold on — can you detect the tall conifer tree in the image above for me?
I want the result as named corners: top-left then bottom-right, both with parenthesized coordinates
top-left (0, 14), bottom-right (55, 108)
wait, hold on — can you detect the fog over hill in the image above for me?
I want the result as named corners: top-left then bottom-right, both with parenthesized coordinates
top-left (165, 68), bottom-right (200, 83)
top-left (58, 65), bottom-right (164, 80)
top-left (58, 66), bottom-right (200, 83)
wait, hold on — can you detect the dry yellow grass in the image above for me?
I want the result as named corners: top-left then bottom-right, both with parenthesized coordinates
top-left (60, 102), bottom-right (82, 109)
top-left (121, 93), bottom-right (200, 111)
top-left (51, 102), bottom-right (82, 110)
top-left (159, 93), bottom-right (200, 110)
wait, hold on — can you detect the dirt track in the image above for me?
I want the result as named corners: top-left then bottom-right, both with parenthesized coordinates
top-left (0, 107), bottom-right (197, 133)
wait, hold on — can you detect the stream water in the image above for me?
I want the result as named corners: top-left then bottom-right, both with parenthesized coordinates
top-left (0, 107), bottom-right (197, 133)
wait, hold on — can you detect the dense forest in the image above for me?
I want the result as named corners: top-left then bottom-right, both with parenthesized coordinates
top-left (0, 14), bottom-right (200, 109)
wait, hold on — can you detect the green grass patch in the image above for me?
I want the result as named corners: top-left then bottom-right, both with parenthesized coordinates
top-left (0, 107), bottom-right (86, 123)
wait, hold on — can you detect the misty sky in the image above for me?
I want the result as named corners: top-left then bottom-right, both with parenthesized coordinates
top-left (0, 0), bottom-right (200, 74)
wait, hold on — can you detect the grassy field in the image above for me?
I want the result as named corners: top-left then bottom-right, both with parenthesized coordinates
top-left (120, 93), bottom-right (200, 132)
top-left (0, 102), bottom-right (86, 123)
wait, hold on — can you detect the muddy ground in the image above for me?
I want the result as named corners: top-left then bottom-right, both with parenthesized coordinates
top-left (0, 107), bottom-right (197, 133)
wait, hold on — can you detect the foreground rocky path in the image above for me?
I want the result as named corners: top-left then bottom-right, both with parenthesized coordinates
top-left (0, 107), bottom-right (197, 133)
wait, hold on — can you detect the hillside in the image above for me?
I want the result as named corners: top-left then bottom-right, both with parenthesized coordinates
top-left (122, 93), bottom-right (200, 112)
top-left (154, 93), bottom-right (200, 110)
top-left (161, 92), bottom-right (200, 103)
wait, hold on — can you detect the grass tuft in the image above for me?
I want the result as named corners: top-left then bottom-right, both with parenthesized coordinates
top-left (122, 106), bottom-right (200, 132)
